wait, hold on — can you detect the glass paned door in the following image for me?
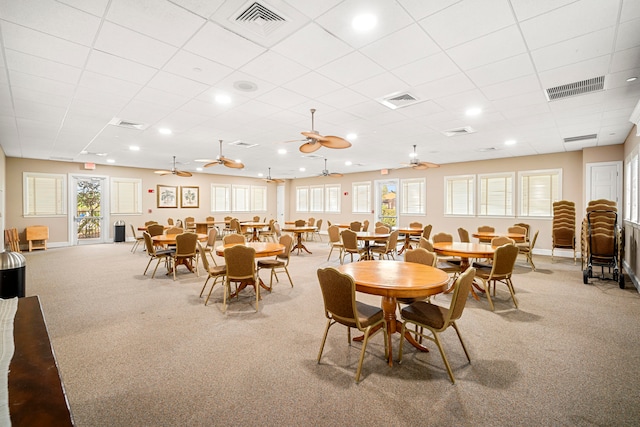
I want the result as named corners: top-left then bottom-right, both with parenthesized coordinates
top-left (73, 176), bottom-right (105, 244)
top-left (375, 179), bottom-right (398, 228)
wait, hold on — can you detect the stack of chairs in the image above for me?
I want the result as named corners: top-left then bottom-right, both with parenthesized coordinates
top-left (581, 199), bottom-right (623, 286)
top-left (4, 228), bottom-right (20, 252)
top-left (552, 200), bottom-right (576, 263)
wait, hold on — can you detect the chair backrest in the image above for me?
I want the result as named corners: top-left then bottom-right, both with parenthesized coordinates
top-left (175, 232), bottom-right (197, 257)
top-left (147, 224), bottom-right (165, 237)
top-left (307, 217), bottom-right (315, 226)
top-left (508, 226), bottom-right (527, 236)
top-left (409, 222), bottom-right (423, 229)
top-left (166, 227), bottom-right (184, 234)
top-left (142, 232), bottom-right (156, 255)
top-left (206, 216), bottom-right (215, 222)
top-left (295, 219), bottom-right (306, 227)
top-left (362, 220), bottom-right (369, 232)
top-left (317, 267), bottom-right (358, 327)
top-left (253, 215), bottom-right (261, 222)
top-left (432, 232), bottom-right (453, 243)
top-left (341, 229), bottom-right (359, 251)
top-left (175, 219), bottom-right (183, 228)
top-left (230, 218), bottom-right (242, 233)
top-left (207, 227), bottom-right (218, 246)
top-left (491, 236), bottom-right (515, 247)
top-left (422, 224), bottom-right (432, 240)
top-left (386, 229), bottom-right (400, 250)
top-left (477, 225), bottom-right (495, 233)
top-left (185, 216), bottom-right (195, 227)
top-left (223, 233), bottom-right (246, 245)
top-left (375, 225), bottom-right (390, 234)
top-left (273, 222), bottom-right (282, 239)
top-left (197, 242), bottom-right (210, 271)
top-left (375, 221), bottom-right (384, 228)
top-left (457, 227), bottom-right (470, 243)
top-left (144, 221), bottom-right (158, 226)
top-left (404, 247), bottom-right (437, 267)
top-left (224, 245), bottom-right (255, 280)
top-left (528, 230), bottom-right (539, 251)
top-left (349, 221), bottom-right (362, 232)
top-left (447, 268), bottom-right (476, 322)
top-left (418, 237), bottom-right (434, 251)
top-left (328, 225), bottom-right (341, 243)
top-left (513, 223), bottom-right (530, 240)
top-left (130, 224), bottom-right (139, 238)
top-left (278, 234), bottom-right (294, 260)
top-left (315, 219), bottom-right (323, 232)
top-left (167, 218), bottom-right (174, 225)
top-left (490, 244), bottom-right (519, 277)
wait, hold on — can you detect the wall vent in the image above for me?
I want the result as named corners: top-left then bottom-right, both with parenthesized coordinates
top-left (233, 2), bottom-right (288, 37)
top-left (545, 76), bottom-right (605, 101)
top-left (229, 140), bottom-right (258, 148)
top-left (377, 92), bottom-right (423, 110)
top-left (108, 117), bottom-right (148, 130)
top-left (442, 126), bottom-right (476, 137)
top-left (563, 134), bottom-right (598, 143)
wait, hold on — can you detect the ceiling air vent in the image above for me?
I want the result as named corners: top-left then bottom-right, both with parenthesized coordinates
top-left (233, 2), bottom-right (288, 37)
top-left (229, 140), bottom-right (258, 149)
top-left (302, 154), bottom-right (324, 159)
top-left (442, 126), bottom-right (476, 137)
top-left (108, 118), bottom-right (148, 130)
top-left (545, 76), bottom-right (605, 101)
top-left (563, 134), bottom-right (597, 143)
top-left (378, 92), bottom-right (423, 110)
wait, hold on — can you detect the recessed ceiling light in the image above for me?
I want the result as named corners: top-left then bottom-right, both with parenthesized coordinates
top-left (345, 161), bottom-right (352, 166)
top-left (352, 13), bottom-right (377, 31)
top-left (346, 133), bottom-right (358, 140)
top-left (106, 159), bottom-right (115, 163)
top-left (129, 146), bottom-right (140, 151)
top-left (299, 167), bottom-right (306, 172)
top-left (258, 173), bottom-right (264, 177)
top-left (215, 94), bottom-right (231, 105)
top-left (278, 149), bottom-right (287, 154)
top-left (158, 128), bottom-right (172, 135)
top-left (466, 107), bottom-right (482, 116)
top-left (627, 77), bottom-right (637, 82)
top-left (233, 80), bottom-right (258, 92)
top-left (505, 139), bottom-right (516, 146)
top-left (235, 159), bottom-right (242, 164)
top-left (196, 167), bottom-right (203, 172)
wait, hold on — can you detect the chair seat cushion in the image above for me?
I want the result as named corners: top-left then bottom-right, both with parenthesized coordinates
top-left (257, 259), bottom-right (284, 268)
top-left (156, 249), bottom-right (176, 256)
top-left (401, 301), bottom-right (448, 330)
top-left (355, 301), bottom-right (384, 327)
top-left (209, 265), bottom-right (227, 275)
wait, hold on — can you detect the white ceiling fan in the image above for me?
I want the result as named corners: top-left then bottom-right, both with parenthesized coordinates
top-left (285, 108), bottom-right (352, 153)
top-left (319, 158), bottom-right (343, 177)
top-left (401, 145), bottom-right (440, 170)
top-left (204, 140), bottom-right (244, 169)
top-left (154, 156), bottom-right (192, 177)
top-left (262, 167), bottom-right (284, 183)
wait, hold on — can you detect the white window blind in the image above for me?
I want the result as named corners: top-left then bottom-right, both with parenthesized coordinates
top-left (296, 187), bottom-right (309, 212)
top-left (232, 185), bottom-right (250, 212)
top-left (519, 169), bottom-right (561, 217)
top-left (401, 178), bottom-right (425, 215)
top-left (251, 185), bottom-right (267, 212)
top-left (23, 172), bottom-right (66, 216)
top-left (352, 182), bottom-right (370, 213)
top-left (309, 186), bottom-right (324, 212)
top-left (325, 184), bottom-right (340, 213)
top-left (110, 177), bottom-right (142, 214)
top-left (211, 184), bottom-right (230, 212)
top-left (479, 173), bottom-right (513, 216)
top-left (445, 175), bottom-right (475, 216)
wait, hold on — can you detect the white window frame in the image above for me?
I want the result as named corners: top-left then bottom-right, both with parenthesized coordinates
top-left (518, 168), bottom-right (562, 218)
top-left (444, 174), bottom-right (475, 216)
top-left (110, 177), bottom-right (142, 215)
top-left (309, 185), bottom-right (324, 213)
top-left (296, 186), bottom-right (309, 213)
top-left (231, 184), bottom-right (250, 212)
top-left (478, 172), bottom-right (514, 217)
top-left (400, 177), bottom-right (426, 215)
top-left (250, 185), bottom-right (267, 212)
top-left (211, 183), bottom-right (231, 212)
top-left (625, 151), bottom-right (638, 223)
top-left (23, 172), bottom-right (67, 216)
top-left (325, 184), bottom-right (341, 213)
top-left (352, 181), bottom-right (371, 214)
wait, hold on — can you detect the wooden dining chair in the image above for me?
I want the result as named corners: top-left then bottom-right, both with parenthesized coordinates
top-left (517, 230), bottom-right (539, 271)
top-left (418, 237), bottom-right (434, 252)
top-left (223, 233), bottom-right (246, 245)
top-left (327, 225), bottom-right (344, 262)
top-left (172, 232), bottom-right (198, 281)
top-left (474, 244), bottom-right (519, 311)
top-left (398, 248), bottom-right (438, 310)
top-left (476, 225), bottom-right (495, 243)
top-left (199, 227), bottom-right (219, 266)
top-left (257, 234), bottom-right (294, 291)
top-left (129, 224), bottom-right (144, 253)
top-left (349, 221), bottom-right (362, 232)
top-left (340, 229), bottom-right (365, 264)
top-left (399, 267), bottom-right (476, 384)
top-left (316, 267), bottom-right (388, 382)
top-left (142, 232), bottom-right (175, 278)
top-left (371, 229), bottom-right (399, 260)
top-left (223, 245), bottom-right (258, 313)
top-left (457, 227), bottom-right (470, 243)
top-left (197, 242), bottom-right (226, 306)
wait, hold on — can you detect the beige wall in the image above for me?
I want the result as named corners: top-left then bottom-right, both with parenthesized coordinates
top-left (5, 158), bottom-right (278, 247)
top-left (622, 125), bottom-right (640, 289)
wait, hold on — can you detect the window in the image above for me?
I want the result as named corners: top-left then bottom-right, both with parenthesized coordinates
top-left (251, 185), bottom-right (267, 212)
top-left (231, 184), bottom-right (250, 212)
top-left (23, 172), bottom-right (66, 216)
top-left (401, 178), bottom-right (426, 215)
top-left (445, 175), bottom-right (475, 216)
top-left (211, 184), bottom-right (230, 212)
top-left (478, 173), bottom-right (514, 216)
top-left (625, 152), bottom-right (638, 223)
top-left (296, 186), bottom-right (309, 212)
top-left (519, 169), bottom-right (561, 217)
top-left (309, 185), bottom-right (324, 212)
top-left (325, 184), bottom-right (341, 213)
top-left (352, 182), bottom-right (370, 213)
top-left (110, 177), bottom-right (142, 214)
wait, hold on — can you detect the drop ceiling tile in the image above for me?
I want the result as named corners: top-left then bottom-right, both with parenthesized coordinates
top-left (610, 46), bottom-right (640, 73)
top-left (466, 53), bottom-right (535, 87)
top-left (419, 0), bottom-right (515, 49)
top-left (134, 87), bottom-right (191, 110)
top-left (107, 0), bottom-right (205, 46)
top-left (9, 71), bottom-right (76, 98)
top-left (184, 22), bottom-right (266, 68)
top-left (519, 0), bottom-right (618, 50)
top-left (162, 50), bottom-right (233, 86)
top-left (85, 50), bottom-right (157, 85)
top-left (396, 0), bottom-right (461, 21)
top-left (284, 71), bottom-right (342, 99)
top-left (315, 0), bottom-right (414, 49)
top-left (6, 50), bottom-right (82, 84)
top-left (148, 110), bottom-right (210, 133)
top-left (316, 87), bottom-right (369, 110)
top-left (615, 18), bottom-right (640, 51)
top-left (115, 99), bottom-right (173, 126)
top-left (240, 51), bottom-right (310, 86)
top-left (531, 28), bottom-right (615, 72)
top-left (316, 51), bottom-right (384, 87)
top-left (73, 85), bottom-right (131, 109)
top-left (537, 55), bottom-right (611, 89)
top-left (12, 86), bottom-right (71, 109)
top-left (146, 71), bottom-right (209, 98)
top-left (78, 71), bottom-right (142, 98)
top-left (271, 23), bottom-right (352, 69)
top-left (413, 73), bottom-right (476, 101)
top-left (1, 22), bottom-right (90, 68)
top-left (509, 0), bottom-right (575, 21)
top-left (169, 0), bottom-right (226, 19)
top-left (360, 24), bottom-right (440, 69)
top-left (0, 0), bottom-right (101, 45)
top-left (481, 74), bottom-right (542, 101)
top-left (57, 0), bottom-right (109, 17)
top-left (94, 21), bottom-right (178, 69)
top-left (446, 25), bottom-right (527, 70)
top-left (621, 0), bottom-right (640, 21)
top-left (208, 71), bottom-right (277, 100)
top-left (392, 52), bottom-right (461, 87)
top-left (13, 100), bottom-right (66, 124)
top-left (350, 72), bottom-right (408, 99)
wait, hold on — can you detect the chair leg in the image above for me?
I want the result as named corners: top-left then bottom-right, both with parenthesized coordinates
top-left (481, 278), bottom-right (495, 311)
top-left (199, 276), bottom-right (211, 297)
top-left (143, 257), bottom-right (153, 275)
top-left (317, 319), bottom-right (334, 362)
top-left (451, 322), bottom-right (471, 363)
top-left (204, 276), bottom-right (224, 306)
top-left (432, 332), bottom-right (456, 384)
top-left (505, 278), bottom-right (519, 308)
top-left (355, 326), bottom-right (373, 382)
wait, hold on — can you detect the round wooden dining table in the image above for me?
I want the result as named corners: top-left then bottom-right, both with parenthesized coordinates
top-left (433, 241), bottom-right (496, 300)
top-left (240, 222), bottom-right (269, 242)
top-left (151, 233), bottom-right (208, 273)
top-left (215, 242), bottom-right (285, 295)
top-left (355, 231), bottom-right (390, 260)
top-left (396, 227), bottom-right (423, 254)
top-left (281, 226), bottom-right (316, 254)
top-left (336, 260), bottom-right (449, 366)
top-left (472, 231), bottom-right (525, 242)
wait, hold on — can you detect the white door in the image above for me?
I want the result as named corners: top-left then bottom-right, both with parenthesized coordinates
top-left (71, 175), bottom-right (108, 245)
top-left (374, 179), bottom-right (399, 228)
top-left (586, 161), bottom-right (622, 222)
top-left (277, 184), bottom-right (285, 224)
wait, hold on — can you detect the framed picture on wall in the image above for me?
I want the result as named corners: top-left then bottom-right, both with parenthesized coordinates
top-left (157, 185), bottom-right (178, 208)
top-left (181, 186), bottom-right (199, 208)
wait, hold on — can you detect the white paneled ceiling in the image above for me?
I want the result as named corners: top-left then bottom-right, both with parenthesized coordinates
top-left (0, 0), bottom-right (639, 179)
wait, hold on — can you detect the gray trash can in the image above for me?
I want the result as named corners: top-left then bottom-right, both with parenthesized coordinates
top-left (0, 250), bottom-right (26, 298)
top-left (114, 220), bottom-right (126, 243)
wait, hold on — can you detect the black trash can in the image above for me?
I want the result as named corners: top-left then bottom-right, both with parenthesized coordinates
top-left (114, 220), bottom-right (126, 243)
top-left (0, 250), bottom-right (26, 298)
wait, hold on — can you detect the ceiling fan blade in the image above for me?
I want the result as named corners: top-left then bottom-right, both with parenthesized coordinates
top-left (154, 170), bottom-right (172, 175)
top-left (412, 164), bottom-right (429, 170)
top-left (301, 131), bottom-right (328, 142)
top-left (176, 170), bottom-right (193, 177)
top-left (300, 141), bottom-right (322, 153)
top-left (321, 136), bottom-right (351, 149)
top-left (222, 158), bottom-right (244, 169)
top-left (203, 161), bottom-right (220, 168)
top-left (421, 161), bottom-right (440, 168)
top-left (329, 172), bottom-right (343, 177)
